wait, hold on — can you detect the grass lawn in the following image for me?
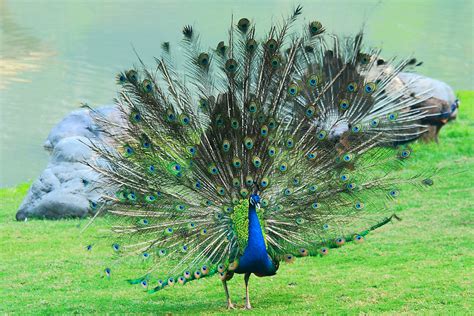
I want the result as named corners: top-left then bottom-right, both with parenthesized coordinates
top-left (0, 92), bottom-right (473, 315)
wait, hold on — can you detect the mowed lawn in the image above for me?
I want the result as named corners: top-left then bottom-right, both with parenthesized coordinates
top-left (0, 92), bottom-right (472, 315)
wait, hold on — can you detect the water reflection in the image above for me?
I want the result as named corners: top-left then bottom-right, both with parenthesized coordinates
top-left (0, 0), bottom-right (472, 186)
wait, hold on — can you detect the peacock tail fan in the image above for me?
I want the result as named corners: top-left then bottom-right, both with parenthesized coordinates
top-left (82, 7), bottom-right (435, 293)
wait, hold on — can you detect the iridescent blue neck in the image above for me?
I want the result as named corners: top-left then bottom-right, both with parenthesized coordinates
top-left (235, 202), bottom-right (276, 275)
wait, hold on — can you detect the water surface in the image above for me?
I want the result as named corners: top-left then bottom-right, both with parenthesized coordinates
top-left (0, 0), bottom-right (472, 186)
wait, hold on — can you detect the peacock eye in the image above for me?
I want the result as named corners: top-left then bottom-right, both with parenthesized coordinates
top-left (225, 59), bottom-right (238, 73)
top-left (261, 125), bottom-right (269, 136)
top-left (320, 247), bottom-right (328, 255)
top-left (217, 187), bottom-right (225, 195)
top-left (352, 124), bottom-right (361, 133)
top-left (288, 83), bottom-right (299, 96)
top-left (245, 176), bottom-right (254, 186)
top-left (323, 224), bottom-right (329, 230)
top-left (222, 140), bottom-right (231, 152)
top-left (307, 152), bottom-right (316, 160)
top-left (268, 147), bottom-right (276, 157)
top-left (318, 131), bottom-right (327, 140)
top-left (158, 249), bottom-right (167, 256)
top-left (165, 228), bottom-right (174, 234)
top-left (387, 113), bottom-right (398, 121)
top-left (311, 202), bottom-right (319, 209)
top-left (208, 164), bottom-right (218, 175)
top-left (237, 18), bottom-right (250, 33)
top-left (309, 21), bottom-right (323, 36)
top-left (343, 153), bottom-right (353, 162)
top-left (265, 38), bottom-right (277, 52)
top-left (232, 158), bottom-right (242, 168)
top-left (339, 99), bottom-right (350, 110)
top-left (252, 156), bottom-right (262, 167)
top-left (306, 106), bottom-right (316, 117)
top-left (399, 149), bottom-right (411, 158)
top-left (308, 185), bottom-right (317, 192)
top-left (142, 252), bottom-right (149, 259)
top-left (271, 55), bottom-right (281, 69)
top-left (389, 189), bottom-right (399, 197)
top-left (346, 183), bottom-right (356, 190)
top-left (198, 98), bottom-right (209, 111)
top-left (179, 114), bottom-right (190, 125)
top-left (308, 74), bottom-right (319, 87)
top-left (370, 119), bottom-right (380, 127)
top-left (355, 202), bottom-right (364, 209)
top-left (364, 82), bottom-right (376, 94)
top-left (286, 138), bottom-right (294, 148)
top-left (248, 101), bottom-right (258, 113)
top-left (104, 268), bottom-right (111, 277)
top-left (293, 178), bottom-right (300, 185)
top-left (260, 177), bottom-right (269, 187)
top-left (283, 188), bottom-right (292, 196)
top-left (347, 82), bottom-right (358, 92)
top-left (279, 163), bottom-right (287, 172)
top-left (112, 243), bottom-right (120, 251)
top-left (244, 137), bottom-right (254, 149)
top-left (340, 174), bottom-right (348, 181)
top-left (246, 39), bottom-right (257, 53)
top-left (197, 52), bottom-right (210, 67)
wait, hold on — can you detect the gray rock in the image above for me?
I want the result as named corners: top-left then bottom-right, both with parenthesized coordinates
top-left (16, 106), bottom-right (120, 220)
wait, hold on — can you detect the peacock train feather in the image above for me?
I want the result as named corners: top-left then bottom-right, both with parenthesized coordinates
top-left (83, 6), bottom-right (435, 309)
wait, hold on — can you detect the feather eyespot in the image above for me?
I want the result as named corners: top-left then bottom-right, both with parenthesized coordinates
top-left (299, 248), bottom-right (308, 256)
top-left (232, 178), bottom-right (240, 187)
top-left (283, 188), bottom-right (292, 196)
top-left (279, 163), bottom-right (288, 172)
top-left (265, 39), bottom-right (278, 52)
top-left (248, 101), bottom-right (258, 113)
top-left (216, 187), bottom-right (225, 196)
top-left (308, 185), bottom-right (317, 192)
top-left (252, 156), bottom-right (262, 168)
top-left (343, 153), bottom-right (353, 162)
top-left (354, 235), bottom-right (364, 243)
top-left (232, 157), bottom-right (242, 168)
top-left (112, 243), bottom-right (120, 251)
top-left (197, 52), bottom-right (210, 67)
top-left (261, 125), bottom-right (269, 137)
top-left (260, 177), bottom-right (269, 188)
top-left (286, 138), bottom-right (294, 148)
top-left (364, 82), bottom-right (376, 94)
top-left (284, 254), bottom-right (295, 263)
top-left (237, 18), bottom-right (250, 33)
top-left (339, 99), bottom-right (350, 110)
top-left (306, 106), bottom-right (316, 117)
top-left (126, 70), bottom-right (138, 83)
top-left (352, 124), bottom-right (361, 133)
top-left (335, 238), bottom-right (345, 246)
top-left (347, 82), bottom-right (358, 92)
top-left (370, 119), bottom-right (380, 127)
top-left (245, 176), bottom-right (254, 187)
top-left (270, 55), bottom-right (281, 69)
top-left (399, 149), bottom-right (411, 159)
top-left (246, 39), bottom-right (257, 53)
top-left (208, 164), bottom-right (219, 175)
top-left (308, 75), bottom-right (320, 87)
top-left (142, 79), bottom-right (153, 92)
top-left (225, 59), bottom-right (238, 73)
top-left (240, 188), bottom-right (249, 197)
top-left (288, 84), bottom-right (299, 96)
top-left (222, 140), bottom-right (231, 152)
top-left (244, 137), bottom-right (254, 149)
top-left (320, 247), bottom-right (329, 256)
top-left (309, 21), bottom-right (324, 36)
top-left (268, 146), bottom-right (276, 157)
top-left (178, 277), bottom-right (186, 285)
top-left (317, 130), bottom-right (327, 140)
top-left (307, 152), bottom-right (316, 160)
top-left (311, 202), bottom-right (319, 209)
top-left (387, 113), bottom-right (398, 121)
top-left (354, 202), bottom-right (364, 210)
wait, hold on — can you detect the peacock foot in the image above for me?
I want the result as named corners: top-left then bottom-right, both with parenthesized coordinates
top-left (226, 302), bottom-right (236, 310)
top-left (243, 304), bottom-right (252, 310)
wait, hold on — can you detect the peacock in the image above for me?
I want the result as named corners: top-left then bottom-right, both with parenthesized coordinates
top-left (84, 7), bottom-right (435, 309)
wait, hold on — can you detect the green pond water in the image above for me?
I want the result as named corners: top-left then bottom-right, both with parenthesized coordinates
top-left (0, 0), bottom-right (473, 187)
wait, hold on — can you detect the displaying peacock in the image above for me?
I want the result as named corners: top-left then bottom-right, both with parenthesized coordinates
top-left (84, 7), bottom-right (435, 309)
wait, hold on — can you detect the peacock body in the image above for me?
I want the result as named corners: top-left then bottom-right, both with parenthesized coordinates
top-left (84, 7), bottom-right (434, 309)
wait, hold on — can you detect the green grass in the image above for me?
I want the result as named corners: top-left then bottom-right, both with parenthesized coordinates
top-left (1, 92), bottom-right (473, 315)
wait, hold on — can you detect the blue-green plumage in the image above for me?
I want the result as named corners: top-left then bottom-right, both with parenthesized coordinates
top-left (235, 195), bottom-right (278, 276)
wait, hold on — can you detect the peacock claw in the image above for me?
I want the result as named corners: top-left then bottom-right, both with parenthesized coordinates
top-left (243, 304), bottom-right (252, 310)
top-left (226, 303), bottom-right (236, 310)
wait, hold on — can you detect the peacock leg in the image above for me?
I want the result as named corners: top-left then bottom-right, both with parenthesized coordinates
top-left (222, 280), bottom-right (235, 309)
top-left (244, 273), bottom-right (252, 309)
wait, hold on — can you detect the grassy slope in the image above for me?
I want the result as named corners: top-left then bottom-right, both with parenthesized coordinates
top-left (0, 92), bottom-right (472, 315)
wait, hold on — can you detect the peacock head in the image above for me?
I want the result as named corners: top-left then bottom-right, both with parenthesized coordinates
top-left (249, 194), bottom-right (261, 208)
